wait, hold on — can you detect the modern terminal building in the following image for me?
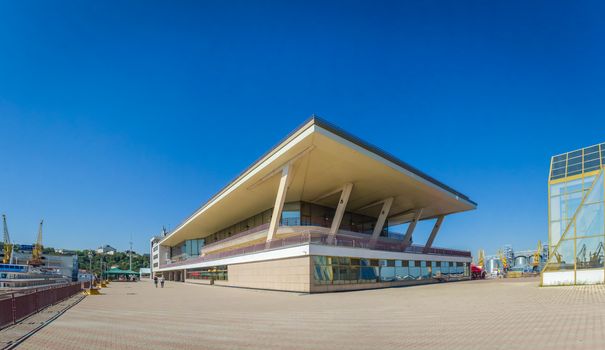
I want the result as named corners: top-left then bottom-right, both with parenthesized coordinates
top-left (542, 142), bottom-right (605, 286)
top-left (152, 117), bottom-right (477, 292)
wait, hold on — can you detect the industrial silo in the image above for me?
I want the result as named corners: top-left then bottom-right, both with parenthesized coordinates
top-left (514, 256), bottom-right (528, 268)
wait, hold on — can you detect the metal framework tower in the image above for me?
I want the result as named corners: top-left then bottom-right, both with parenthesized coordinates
top-left (2, 215), bottom-right (12, 264)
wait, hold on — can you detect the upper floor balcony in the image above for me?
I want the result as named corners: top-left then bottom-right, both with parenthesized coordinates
top-left (159, 224), bottom-right (470, 269)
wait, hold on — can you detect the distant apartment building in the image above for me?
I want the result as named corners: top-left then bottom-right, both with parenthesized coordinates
top-left (96, 245), bottom-right (117, 255)
top-left (151, 117), bottom-right (477, 292)
top-left (150, 236), bottom-right (163, 277)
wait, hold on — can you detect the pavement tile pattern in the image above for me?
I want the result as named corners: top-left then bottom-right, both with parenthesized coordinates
top-left (15, 278), bottom-right (605, 350)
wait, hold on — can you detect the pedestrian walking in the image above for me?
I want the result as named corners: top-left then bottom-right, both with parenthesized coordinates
top-left (154, 276), bottom-right (158, 288)
top-left (160, 276), bottom-right (165, 288)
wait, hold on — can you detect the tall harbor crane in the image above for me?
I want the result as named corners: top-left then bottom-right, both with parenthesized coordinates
top-left (477, 249), bottom-right (485, 268)
top-left (498, 249), bottom-right (508, 273)
top-left (576, 241), bottom-right (604, 268)
top-left (532, 240), bottom-right (542, 271)
top-left (2, 214), bottom-right (12, 264)
top-left (30, 219), bottom-right (44, 266)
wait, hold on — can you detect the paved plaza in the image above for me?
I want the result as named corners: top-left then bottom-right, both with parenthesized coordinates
top-left (14, 278), bottom-right (605, 350)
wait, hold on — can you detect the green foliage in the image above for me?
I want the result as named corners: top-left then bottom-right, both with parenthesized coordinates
top-left (71, 248), bottom-right (149, 275)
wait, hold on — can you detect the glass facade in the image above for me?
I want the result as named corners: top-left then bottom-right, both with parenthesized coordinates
top-left (171, 239), bottom-right (205, 261)
top-left (201, 201), bottom-right (386, 246)
top-left (313, 256), bottom-right (469, 285)
top-left (204, 208), bottom-right (274, 245)
top-left (545, 143), bottom-right (605, 284)
top-left (550, 143), bottom-right (605, 180)
top-left (186, 266), bottom-right (228, 281)
top-left (171, 200), bottom-right (397, 262)
top-left (299, 202), bottom-right (384, 234)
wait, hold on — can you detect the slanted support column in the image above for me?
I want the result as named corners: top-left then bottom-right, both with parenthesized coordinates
top-left (326, 183), bottom-right (354, 244)
top-left (266, 163), bottom-right (292, 243)
top-left (423, 215), bottom-right (445, 253)
top-left (368, 197), bottom-right (394, 247)
top-left (401, 208), bottom-right (423, 251)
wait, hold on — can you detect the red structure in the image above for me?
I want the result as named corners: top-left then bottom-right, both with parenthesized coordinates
top-left (471, 263), bottom-right (486, 279)
top-left (0, 283), bottom-right (83, 329)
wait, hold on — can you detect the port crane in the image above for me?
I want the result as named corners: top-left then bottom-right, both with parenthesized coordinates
top-left (477, 249), bottom-right (485, 268)
top-left (593, 242), bottom-right (604, 266)
top-left (532, 240), bottom-right (542, 272)
top-left (2, 215), bottom-right (12, 264)
top-left (29, 219), bottom-right (44, 266)
top-left (498, 249), bottom-right (508, 273)
top-left (576, 241), bottom-right (604, 268)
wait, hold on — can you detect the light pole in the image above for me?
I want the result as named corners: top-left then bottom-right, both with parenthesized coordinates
top-left (88, 252), bottom-right (93, 286)
top-left (129, 238), bottom-right (133, 271)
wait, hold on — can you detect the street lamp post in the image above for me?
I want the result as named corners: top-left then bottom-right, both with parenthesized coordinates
top-left (87, 252), bottom-right (93, 287)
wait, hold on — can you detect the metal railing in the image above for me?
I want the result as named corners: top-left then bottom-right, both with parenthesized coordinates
top-left (161, 229), bottom-right (470, 269)
top-left (0, 282), bottom-right (84, 329)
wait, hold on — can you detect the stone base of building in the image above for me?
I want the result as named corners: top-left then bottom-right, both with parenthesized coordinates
top-left (165, 248), bottom-right (472, 293)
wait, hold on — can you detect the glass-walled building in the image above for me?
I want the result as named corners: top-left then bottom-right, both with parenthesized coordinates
top-left (151, 117), bottom-right (476, 292)
top-left (542, 143), bottom-right (605, 286)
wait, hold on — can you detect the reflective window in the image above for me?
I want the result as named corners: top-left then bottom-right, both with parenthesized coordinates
top-left (576, 236), bottom-right (604, 269)
top-left (441, 261), bottom-right (450, 274)
top-left (550, 144), bottom-right (604, 180)
top-left (313, 256), bottom-right (469, 285)
top-left (281, 202), bottom-right (301, 226)
top-left (545, 170), bottom-right (605, 283)
top-left (186, 266), bottom-right (228, 280)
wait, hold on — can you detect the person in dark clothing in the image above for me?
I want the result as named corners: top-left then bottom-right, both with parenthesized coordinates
top-left (153, 276), bottom-right (158, 288)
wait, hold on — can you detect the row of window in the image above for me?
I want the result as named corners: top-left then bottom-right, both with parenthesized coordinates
top-left (185, 266), bottom-right (228, 281)
top-left (201, 201), bottom-right (386, 247)
top-left (205, 208), bottom-right (274, 245)
top-left (550, 143), bottom-right (604, 180)
top-left (313, 256), bottom-right (469, 285)
top-left (284, 202), bottom-right (386, 235)
top-left (171, 239), bottom-right (205, 260)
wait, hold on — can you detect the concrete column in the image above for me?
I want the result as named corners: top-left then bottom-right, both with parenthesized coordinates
top-left (369, 197), bottom-right (394, 248)
top-left (401, 208), bottom-right (423, 250)
top-left (423, 215), bottom-right (445, 253)
top-left (326, 183), bottom-right (354, 244)
top-left (266, 163), bottom-right (292, 243)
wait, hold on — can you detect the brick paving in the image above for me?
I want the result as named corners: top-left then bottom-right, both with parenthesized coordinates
top-left (14, 278), bottom-right (605, 350)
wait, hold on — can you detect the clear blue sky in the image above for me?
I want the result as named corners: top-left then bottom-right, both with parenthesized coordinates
top-left (0, 1), bottom-right (603, 255)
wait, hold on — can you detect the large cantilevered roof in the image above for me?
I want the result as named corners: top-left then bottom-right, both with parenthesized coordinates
top-left (160, 117), bottom-right (476, 246)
